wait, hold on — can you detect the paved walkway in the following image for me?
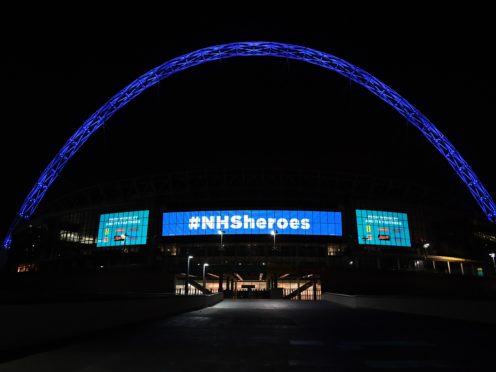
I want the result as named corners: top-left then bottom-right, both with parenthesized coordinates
top-left (1, 299), bottom-right (494, 371)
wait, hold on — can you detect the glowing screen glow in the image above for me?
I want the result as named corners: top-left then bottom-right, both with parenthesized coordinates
top-left (162, 210), bottom-right (342, 236)
top-left (356, 209), bottom-right (411, 247)
top-left (97, 210), bottom-right (149, 247)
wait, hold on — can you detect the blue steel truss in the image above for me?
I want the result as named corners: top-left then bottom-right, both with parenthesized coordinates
top-left (3, 41), bottom-right (495, 249)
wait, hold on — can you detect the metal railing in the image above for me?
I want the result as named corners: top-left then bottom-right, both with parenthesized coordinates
top-left (283, 288), bottom-right (321, 301)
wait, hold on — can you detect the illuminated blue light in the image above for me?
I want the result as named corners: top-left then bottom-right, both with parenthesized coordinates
top-left (3, 41), bottom-right (495, 249)
top-left (162, 210), bottom-right (342, 236)
top-left (96, 210), bottom-right (149, 247)
top-left (356, 209), bottom-right (411, 247)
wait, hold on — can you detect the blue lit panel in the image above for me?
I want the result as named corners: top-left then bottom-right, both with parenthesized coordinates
top-left (97, 210), bottom-right (149, 247)
top-left (356, 209), bottom-right (411, 247)
top-left (162, 210), bottom-right (342, 236)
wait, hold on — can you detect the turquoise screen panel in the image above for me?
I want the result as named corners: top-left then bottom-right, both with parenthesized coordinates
top-left (97, 210), bottom-right (149, 247)
top-left (356, 209), bottom-right (411, 247)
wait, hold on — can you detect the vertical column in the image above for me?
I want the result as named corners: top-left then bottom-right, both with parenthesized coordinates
top-left (447, 261), bottom-right (451, 274)
top-left (218, 273), bottom-right (224, 292)
top-left (460, 262), bottom-right (464, 275)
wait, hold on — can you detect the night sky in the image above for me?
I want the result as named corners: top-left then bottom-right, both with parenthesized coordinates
top-left (1, 9), bottom-right (494, 235)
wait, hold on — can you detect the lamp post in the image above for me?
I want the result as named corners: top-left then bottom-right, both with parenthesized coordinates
top-left (218, 230), bottom-right (225, 252)
top-left (271, 230), bottom-right (278, 251)
top-left (203, 263), bottom-right (209, 292)
top-left (186, 255), bottom-right (193, 295)
top-left (422, 242), bottom-right (430, 270)
top-left (490, 253), bottom-right (496, 272)
top-left (423, 242), bottom-right (430, 263)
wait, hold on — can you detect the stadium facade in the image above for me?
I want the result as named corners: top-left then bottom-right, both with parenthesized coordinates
top-left (8, 168), bottom-right (496, 299)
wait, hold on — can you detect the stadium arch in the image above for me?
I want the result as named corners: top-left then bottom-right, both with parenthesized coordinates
top-left (3, 41), bottom-right (495, 250)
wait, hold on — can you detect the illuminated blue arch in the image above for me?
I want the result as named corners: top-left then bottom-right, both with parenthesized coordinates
top-left (3, 41), bottom-right (495, 249)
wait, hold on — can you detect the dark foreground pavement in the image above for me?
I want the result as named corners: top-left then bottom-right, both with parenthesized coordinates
top-left (1, 299), bottom-right (495, 371)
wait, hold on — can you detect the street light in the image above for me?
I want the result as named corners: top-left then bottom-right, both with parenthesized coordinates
top-left (271, 230), bottom-right (278, 251)
top-left (423, 242), bottom-right (430, 258)
top-left (203, 263), bottom-right (209, 292)
top-left (218, 230), bottom-right (225, 251)
top-left (490, 253), bottom-right (496, 272)
top-left (186, 255), bottom-right (193, 295)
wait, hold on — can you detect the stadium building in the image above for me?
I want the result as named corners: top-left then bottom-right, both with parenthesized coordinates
top-left (8, 168), bottom-right (496, 299)
top-left (4, 42), bottom-right (496, 299)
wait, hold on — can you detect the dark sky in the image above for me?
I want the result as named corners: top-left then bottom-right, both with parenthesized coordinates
top-left (1, 9), bottom-right (494, 235)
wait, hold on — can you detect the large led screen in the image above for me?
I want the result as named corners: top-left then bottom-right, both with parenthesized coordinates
top-left (97, 210), bottom-right (149, 247)
top-left (356, 209), bottom-right (411, 247)
top-left (162, 210), bottom-right (342, 236)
